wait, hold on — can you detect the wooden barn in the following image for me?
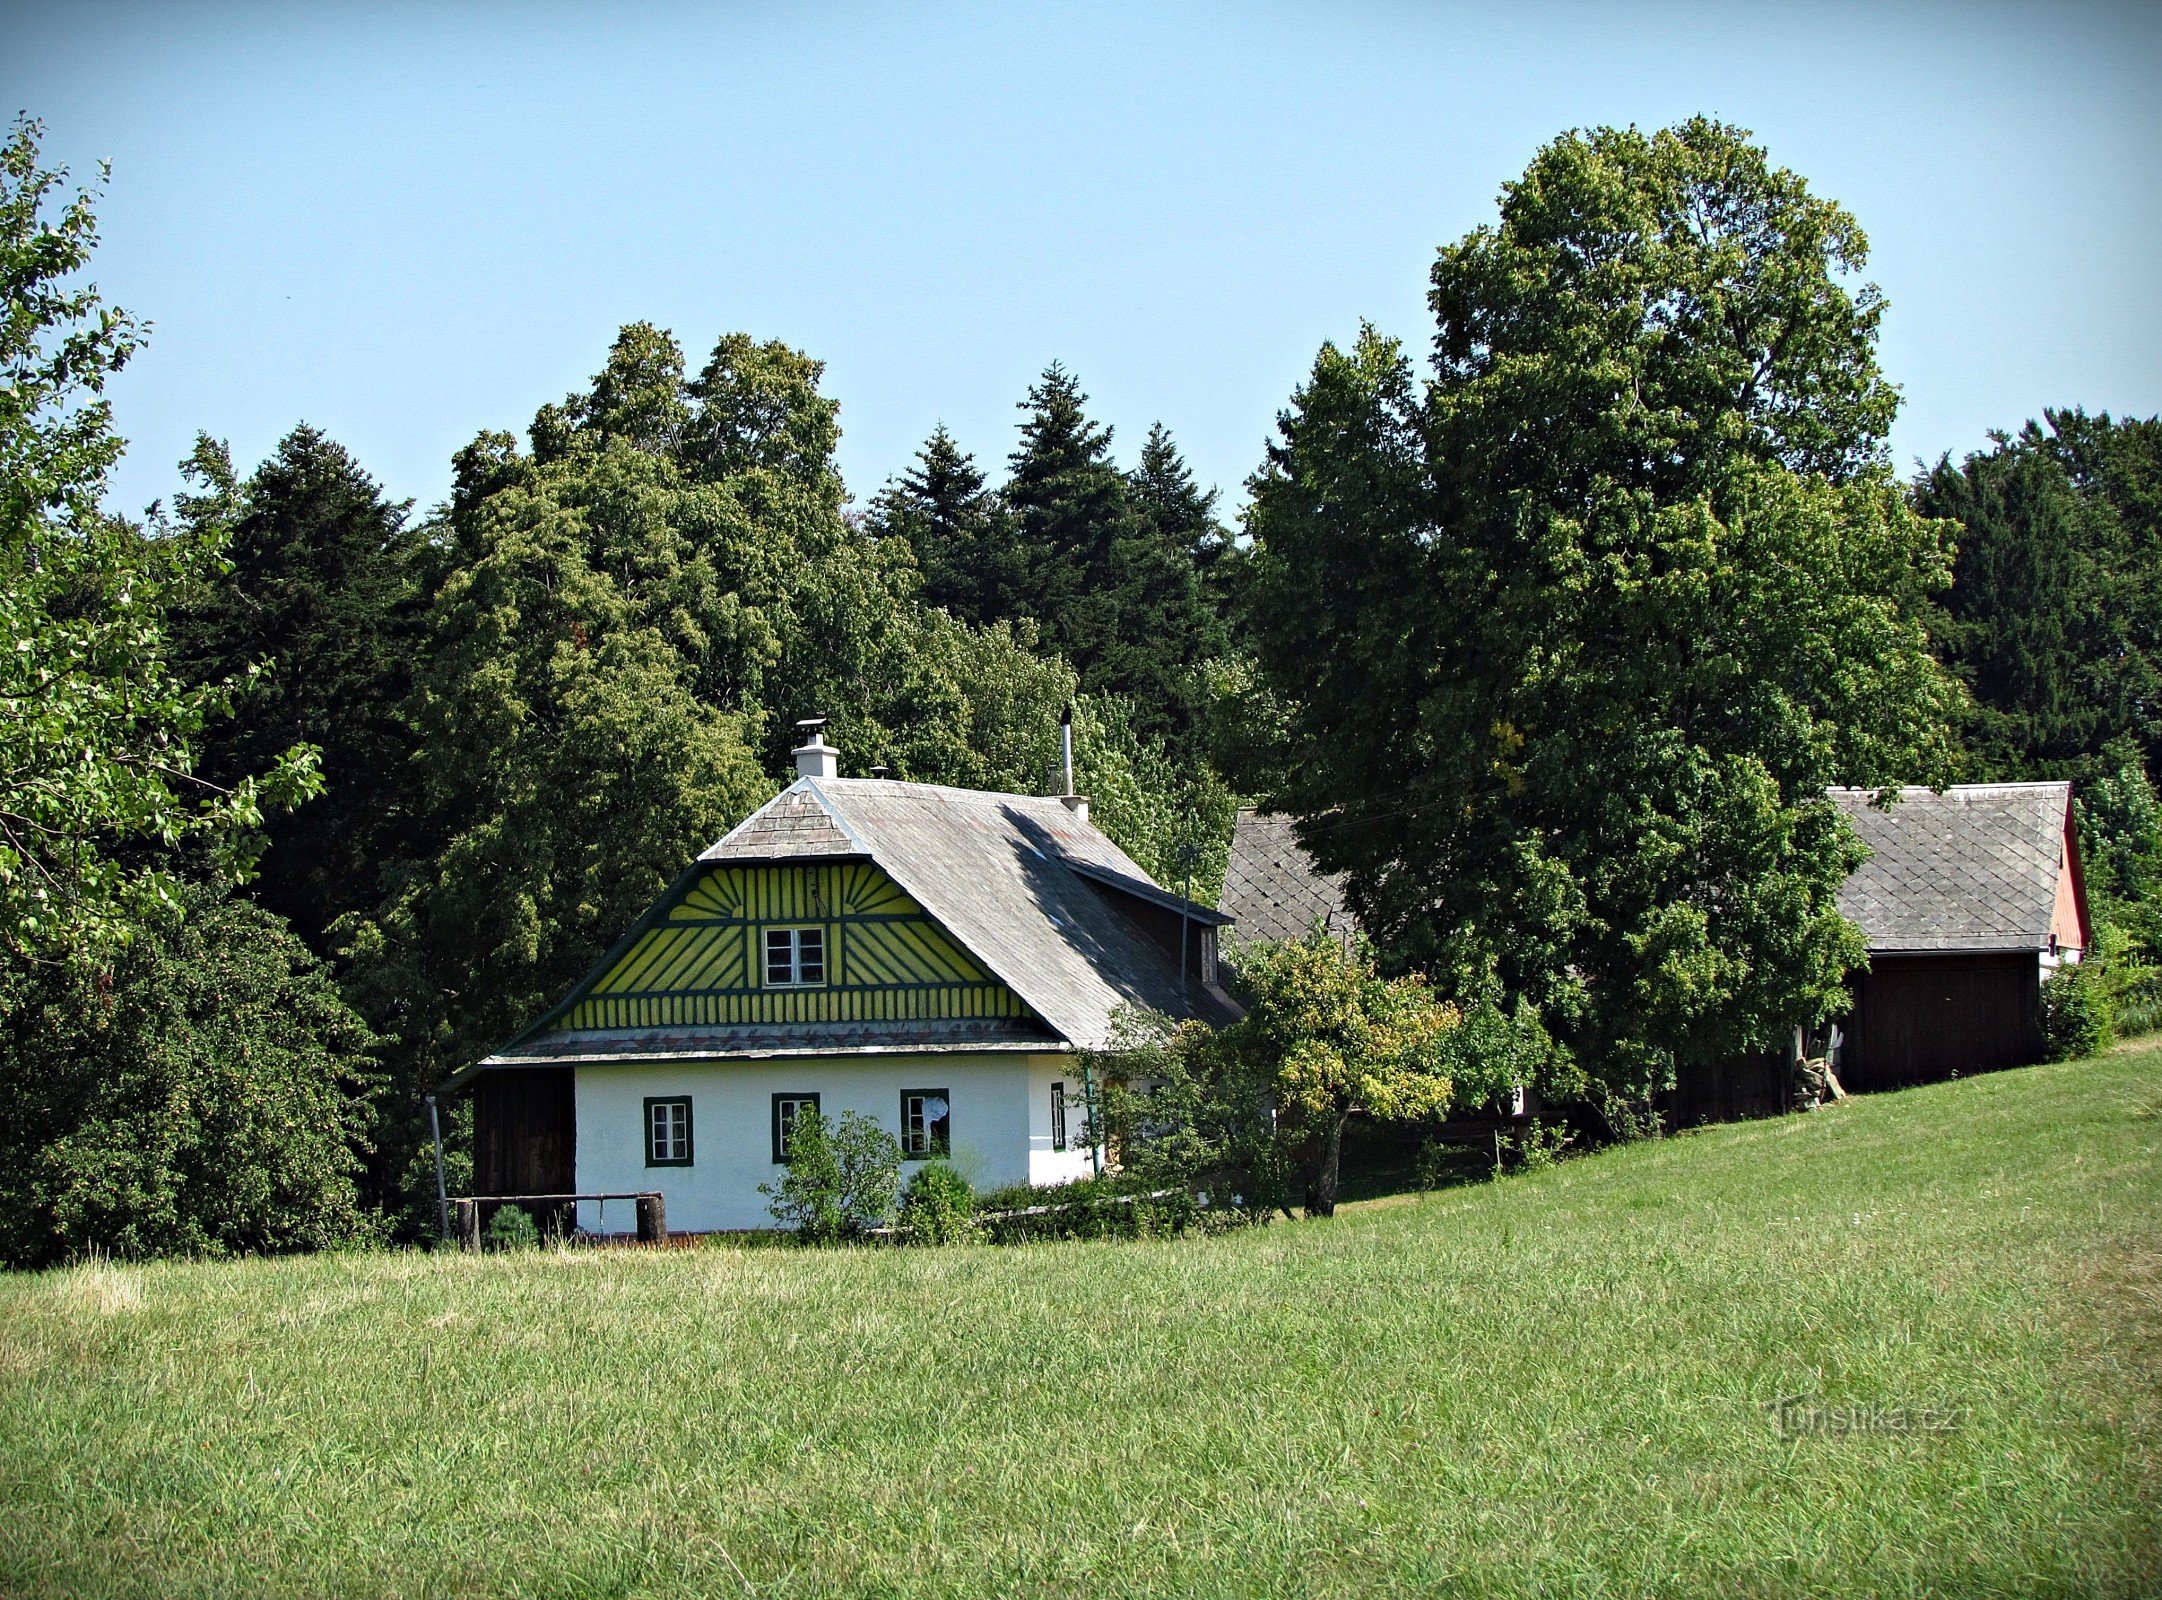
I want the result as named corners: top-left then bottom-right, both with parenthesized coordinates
top-left (1229, 785), bottom-right (2093, 1124)
top-left (1825, 781), bottom-right (2089, 1089)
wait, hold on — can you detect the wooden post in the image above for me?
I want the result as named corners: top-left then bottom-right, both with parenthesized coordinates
top-left (636, 1192), bottom-right (667, 1246)
top-left (455, 1197), bottom-right (481, 1253)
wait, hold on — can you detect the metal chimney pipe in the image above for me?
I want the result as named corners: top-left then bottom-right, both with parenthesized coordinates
top-left (1060, 704), bottom-right (1074, 797)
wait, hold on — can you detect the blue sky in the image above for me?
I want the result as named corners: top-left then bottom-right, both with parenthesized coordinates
top-left (4, 0), bottom-right (2157, 523)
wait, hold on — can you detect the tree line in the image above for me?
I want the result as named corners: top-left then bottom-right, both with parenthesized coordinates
top-left (4, 112), bottom-right (2158, 1263)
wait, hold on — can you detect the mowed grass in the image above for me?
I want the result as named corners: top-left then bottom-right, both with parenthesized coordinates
top-left (3, 1051), bottom-right (2160, 1600)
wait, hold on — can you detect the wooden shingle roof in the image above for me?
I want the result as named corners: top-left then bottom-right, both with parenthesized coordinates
top-left (1828, 782), bottom-right (2078, 954)
top-left (772, 779), bottom-right (1242, 1045)
top-left (1220, 808), bottom-right (1354, 945)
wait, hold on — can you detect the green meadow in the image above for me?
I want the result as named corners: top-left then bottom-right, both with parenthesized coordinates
top-left (3, 1046), bottom-right (2158, 1600)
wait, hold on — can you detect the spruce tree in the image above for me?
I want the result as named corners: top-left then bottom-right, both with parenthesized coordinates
top-left (873, 425), bottom-right (1025, 625)
top-left (172, 425), bottom-right (422, 950)
top-left (1005, 370), bottom-right (1221, 739)
top-left (1918, 409), bottom-right (2162, 782)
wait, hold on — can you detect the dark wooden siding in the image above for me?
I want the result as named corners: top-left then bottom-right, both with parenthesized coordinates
top-left (1841, 953), bottom-right (2042, 1090)
top-left (1668, 1048), bottom-right (1789, 1125)
top-left (473, 1067), bottom-right (576, 1195)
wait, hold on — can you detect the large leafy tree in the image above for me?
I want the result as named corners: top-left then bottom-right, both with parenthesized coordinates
top-left (169, 425), bottom-right (422, 950)
top-left (1241, 120), bottom-right (1959, 1106)
top-left (0, 118), bottom-right (319, 959)
top-left (0, 882), bottom-right (382, 1267)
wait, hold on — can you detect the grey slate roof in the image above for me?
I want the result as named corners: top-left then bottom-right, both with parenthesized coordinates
top-left (703, 785), bottom-right (863, 859)
top-left (778, 779), bottom-right (1242, 1045)
top-left (1829, 782), bottom-right (2077, 954)
top-left (1220, 808), bottom-right (1355, 945)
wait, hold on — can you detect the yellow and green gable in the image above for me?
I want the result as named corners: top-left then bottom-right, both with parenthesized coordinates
top-left (535, 859), bottom-right (1035, 1035)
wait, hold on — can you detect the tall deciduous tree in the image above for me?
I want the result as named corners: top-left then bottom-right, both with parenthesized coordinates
top-left (1240, 120), bottom-right (1959, 1107)
top-left (0, 116), bottom-right (320, 961)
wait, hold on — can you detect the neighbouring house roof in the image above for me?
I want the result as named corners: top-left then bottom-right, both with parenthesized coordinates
top-left (1220, 807), bottom-right (1355, 945)
top-left (1828, 782), bottom-right (2085, 955)
top-left (455, 777), bottom-right (1241, 1087)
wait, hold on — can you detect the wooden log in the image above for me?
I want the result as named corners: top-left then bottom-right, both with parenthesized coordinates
top-left (636, 1192), bottom-right (667, 1246)
top-left (455, 1197), bottom-right (481, 1254)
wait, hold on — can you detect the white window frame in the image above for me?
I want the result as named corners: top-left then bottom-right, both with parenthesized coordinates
top-left (1050, 1081), bottom-right (1068, 1152)
top-left (764, 925), bottom-right (827, 988)
top-left (900, 1089), bottom-right (951, 1160)
top-left (645, 1097), bottom-right (692, 1166)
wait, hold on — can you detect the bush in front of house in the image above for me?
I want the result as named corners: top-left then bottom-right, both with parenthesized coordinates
top-left (759, 1108), bottom-right (901, 1243)
top-left (896, 1161), bottom-right (976, 1244)
top-left (2041, 958), bottom-right (2114, 1061)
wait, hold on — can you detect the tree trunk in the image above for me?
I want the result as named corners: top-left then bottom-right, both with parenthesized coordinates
top-left (1305, 1111), bottom-right (1350, 1218)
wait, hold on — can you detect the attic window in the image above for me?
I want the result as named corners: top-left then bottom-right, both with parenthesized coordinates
top-left (765, 926), bottom-right (826, 987)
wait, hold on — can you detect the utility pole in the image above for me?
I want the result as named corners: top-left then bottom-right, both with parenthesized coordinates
top-left (426, 1094), bottom-right (451, 1243)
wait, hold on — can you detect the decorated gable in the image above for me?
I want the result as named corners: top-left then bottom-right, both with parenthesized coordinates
top-left (549, 861), bottom-right (1034, 1033)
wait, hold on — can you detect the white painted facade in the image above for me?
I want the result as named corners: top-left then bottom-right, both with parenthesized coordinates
top-left (570, 1050), bottom-right (1098, 1233)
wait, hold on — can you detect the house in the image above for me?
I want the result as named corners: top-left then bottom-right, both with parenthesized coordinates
top-left (1824, 781), bottom-right (2089, 1089)
top-left (1220, 807), bottom-right (1356, 947)
top-left (440, 728), bottom-right (1240, 1233)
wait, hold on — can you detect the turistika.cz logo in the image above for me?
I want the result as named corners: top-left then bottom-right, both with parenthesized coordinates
top-left (1768, 1396), bottom-right (1967, 1437)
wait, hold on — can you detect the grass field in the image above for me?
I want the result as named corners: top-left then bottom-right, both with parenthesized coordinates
top-left (3, 1048), bottom-right (2159, 1599)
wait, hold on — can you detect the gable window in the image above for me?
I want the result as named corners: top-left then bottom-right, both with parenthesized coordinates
top-left (765, 926), bottom-right (826, 987)
top-left (645, 1097), bottom-right (693, 1167)
top-left (1050, 1082), bottom-right (1068, 1152)
top-left (772, 1092), bottom-right (820, 1162)
top-left (901, 1089), bottom-right (951, 1159)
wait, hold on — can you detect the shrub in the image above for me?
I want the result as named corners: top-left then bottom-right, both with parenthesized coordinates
top-left (0, 883), bottom-right (383, 1268)
top-left (1501, 1118), bottom-right (1574, 1173)
top-left (759, 1109), bottom-right (901, 1243)
top-left (483, 1204), bottom-right (539, 1251)
top-left (2042, 959), bottom-right (2113, 1061)
top-left (896, 1161), bottom-right (976, 1244)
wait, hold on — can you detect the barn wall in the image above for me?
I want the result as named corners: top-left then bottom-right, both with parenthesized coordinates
top-left (1842, 952), bottom-right (2043, 1090)
top-left (1667, 1048), bottom-right (1790, 1126)
top-left (473, 1067), bottom-right (576, 1195)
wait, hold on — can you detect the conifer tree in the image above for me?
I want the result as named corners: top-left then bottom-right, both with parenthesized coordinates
top-left (1918, 410), bottom-right (2162, 781)
top-left (871, 425), bottom-right (1024, 625)
top-left (1005, 370), bottom-right (1222, 739)
top-left (171, 425), bottom-right (422, 950)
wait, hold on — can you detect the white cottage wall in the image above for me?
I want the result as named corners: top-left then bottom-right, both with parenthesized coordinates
top-left (573, 1052), bottom-right (1089, 1232)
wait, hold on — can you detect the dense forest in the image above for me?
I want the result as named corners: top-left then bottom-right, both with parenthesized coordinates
top-left (5, 112), bottom-right (2159, 1263)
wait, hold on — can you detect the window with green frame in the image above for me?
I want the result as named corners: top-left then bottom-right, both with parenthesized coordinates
top-left (645, 1097), bottom-right (693, 1166)
top-left (900, 1089), bottom-right (950, 1159)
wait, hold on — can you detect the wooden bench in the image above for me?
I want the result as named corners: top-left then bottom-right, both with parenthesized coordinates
top-left (450, 1192), bottom-right (666, 1251)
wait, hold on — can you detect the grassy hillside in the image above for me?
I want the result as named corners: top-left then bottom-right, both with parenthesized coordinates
top-left (3, 1047), bottom-right (2158, 1600)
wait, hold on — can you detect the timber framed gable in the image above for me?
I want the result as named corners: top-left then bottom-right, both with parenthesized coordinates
top-left (515, 858), bottom-right (1038, 1043)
